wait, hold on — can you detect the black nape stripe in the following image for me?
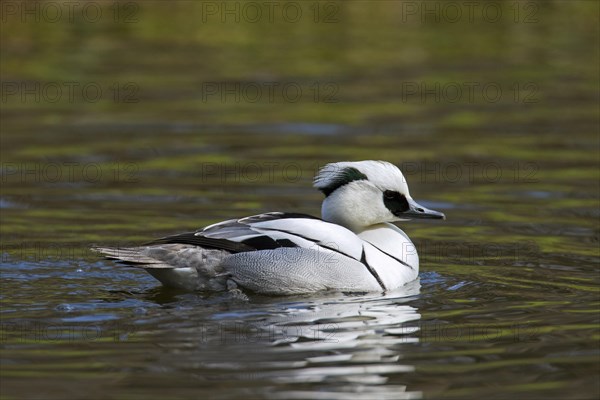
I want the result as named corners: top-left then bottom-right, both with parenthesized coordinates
top-left (320, 167), bottom-right (368, 197)
top-left (361, 248), bottom-right (387, 290)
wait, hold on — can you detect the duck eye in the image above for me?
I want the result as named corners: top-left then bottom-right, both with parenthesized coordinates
top-left (384, 190), bottom-right (397, 199)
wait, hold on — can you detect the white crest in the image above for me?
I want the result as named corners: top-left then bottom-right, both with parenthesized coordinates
top-left (314, 160), bottom-right (409, 196)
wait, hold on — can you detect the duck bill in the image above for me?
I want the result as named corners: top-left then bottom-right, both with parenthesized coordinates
top-left (396, 199), bottom-right (446, 220)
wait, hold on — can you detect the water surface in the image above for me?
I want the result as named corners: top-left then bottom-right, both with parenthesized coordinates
top-left (1, 2), bottom-right (599, 399)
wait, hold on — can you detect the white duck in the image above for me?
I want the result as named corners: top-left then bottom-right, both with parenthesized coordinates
top-left (94, 160), bottom-right (445, 294)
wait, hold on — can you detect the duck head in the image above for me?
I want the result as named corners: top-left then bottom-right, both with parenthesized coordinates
top-left (314, 160), bottom-right (445, 232)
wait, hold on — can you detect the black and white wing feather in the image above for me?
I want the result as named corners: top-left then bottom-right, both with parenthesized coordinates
top-left (149, 212), bottom-right (364, 262)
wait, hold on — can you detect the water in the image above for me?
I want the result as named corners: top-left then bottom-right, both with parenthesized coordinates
top-left (1, 2), bottom-right (599, 399)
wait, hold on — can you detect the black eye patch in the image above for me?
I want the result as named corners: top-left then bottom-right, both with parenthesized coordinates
top-left (383, 190), bottom-right (410, 216)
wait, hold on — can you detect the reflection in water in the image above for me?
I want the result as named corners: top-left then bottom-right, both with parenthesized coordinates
top-left (135, 282), bottom-right (423, 399)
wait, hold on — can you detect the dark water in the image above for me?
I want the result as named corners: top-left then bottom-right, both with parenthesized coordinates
top-left (1, 1), bottom-right (599, 399)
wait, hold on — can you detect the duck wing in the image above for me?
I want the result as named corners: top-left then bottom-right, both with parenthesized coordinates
top-left (149, 212), bottom-right (364, 261)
